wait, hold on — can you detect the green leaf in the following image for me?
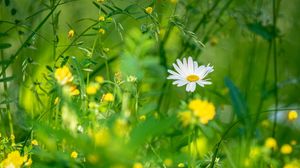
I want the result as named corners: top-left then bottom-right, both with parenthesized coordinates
top-left (60, 56), bottom-right (70, 67)
top-left (0, 43), bottom-right (12, 49)
top-left (92, 1), bottom-right (101, 9)
top-left (225, 78), bottom-right (248, 125)
top-left (46, 65), bottom-right (53, 72)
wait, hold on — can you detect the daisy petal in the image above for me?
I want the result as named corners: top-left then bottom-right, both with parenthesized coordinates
top-left (182, 58), bottom-right (187, 69)
top-left (167, 74), bottom-right (183, 80)
top-left (193, 61), bottom-right (198, 70)
top-left (186, 83), bottom-right (191, 92)
top-left (188, 56), bottom-right (194, 73)
top-left (189, 82), bottom-right (196, 92)
top-left (172, 63), bottom-right (185, 76)
top-left (200, 80), bottom-right (212, 85)
top-left (167, 69), bottom-right (180, 76)
top-left (202, 65), bottom-right (214, 78)
top-left (196, 81), bottom-right (204, 87)
top-left (173, 80), bottom-right (187, 87)
top-left (195, 65), bottom-right (206, 76)
top-left (176, 59), bottom-right (188, 76)
top-left (197, 80), bottom-right (212, 86)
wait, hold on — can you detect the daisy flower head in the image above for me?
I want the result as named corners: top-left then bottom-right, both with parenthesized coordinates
top-left (167, 56), bottom-right (214, 92)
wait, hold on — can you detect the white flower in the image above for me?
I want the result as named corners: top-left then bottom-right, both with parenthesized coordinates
top-left (167, 56), bottom-right (214, 92)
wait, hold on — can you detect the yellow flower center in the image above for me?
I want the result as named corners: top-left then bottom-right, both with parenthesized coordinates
top-left (186, 74), bottom-right (200, 82)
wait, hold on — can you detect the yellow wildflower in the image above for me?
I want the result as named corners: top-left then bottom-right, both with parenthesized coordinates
top-left (264, 137), bottom-right (277, 150)
top-left (103, 93), bottom-right (114, 102)
top-left (86, 84), bottom-right (99, 95)
top-left (145, 7), bottom-right (153, 14)
top-left (24, 158), bottom-right (32, 167)
top-left (55, 66), bottom-right (73, 85)
top-left (281, 144), bottom-right (293, 154)
top-left (178, 111), bottom-right (193, 127)
top-left (188, 99), bottom-right (216, 124)
top-left (99, 28), bottom-right (105, 34)
top-left (133, 162), bottom-right (143, 168)
top-left (98, 16), bottom-right (105, 21)
top-left (0, 151), bottom-right (24, 168)
top-left (97, 0), bottom-right (105, 3)
top-left (288, 110), bottom-right (298, 121)
top-left (71, 151), bottom-right (78, 159)
top-left (68, 29), bottom-right (75, 38)
top-left (31, 139), bottom-right (38, 146)
top-left (69, 85), bottom-right (80, 96)
top-left (95, 76), bottom-right (104, 83)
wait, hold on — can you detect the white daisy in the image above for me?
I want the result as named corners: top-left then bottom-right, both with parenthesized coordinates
top-left (167, 56), bottom-right (214, 92)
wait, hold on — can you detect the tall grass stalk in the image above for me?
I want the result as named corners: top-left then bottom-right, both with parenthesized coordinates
top-left (1, 49), bottom-right (14, 145)
top-left (271, 0), bottom-right (280, 138)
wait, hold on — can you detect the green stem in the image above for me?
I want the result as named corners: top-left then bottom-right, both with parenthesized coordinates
top-left (1, 50), bottom-right (14, 144)
top-left (271, 0), bottom-right (280, 138)
top-left (209, 120), bottom-right (240, 168)
top-left (156, 25), bottom-right (173, 113)
top-left (187, 125), bottom-right (194, 168)
top-left (255, 43), bottom-right (272, 126)
top-left (51, 0), bottom-right (58, 61)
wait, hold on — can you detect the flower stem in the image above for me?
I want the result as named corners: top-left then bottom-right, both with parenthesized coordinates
top-left (271, 0), bottom-right (281, 138)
